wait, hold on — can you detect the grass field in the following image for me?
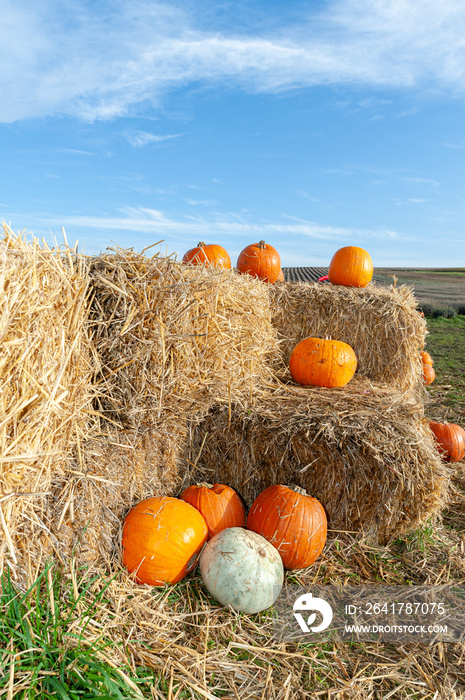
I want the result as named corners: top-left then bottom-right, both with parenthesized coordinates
top-left (1, 293), bottom-right (465, 699)
top-left (425, 316), bottom-right (465, 423)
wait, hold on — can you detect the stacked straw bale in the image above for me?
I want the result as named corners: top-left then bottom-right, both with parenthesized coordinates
top-left (7, 244), bottom-right (281, 571)
top-left (185, 376), bottom-right (448, 544)
top-left (0, 225), bottom-right (96, 573)
top-left (269, 280), bottom-right (427, 396)
top-left (88, 248), bottom-right (278, 429)
top-left (0, 227), bottom-right (448, 573)
top-left (45, 422), bottom-right (186, 566)
top-left (0, 228), bottom-right (455, 696)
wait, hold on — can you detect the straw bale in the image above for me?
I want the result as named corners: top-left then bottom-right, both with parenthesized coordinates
top-left (0, 225), bottom-right (96, 572)
top-left (185, 376), bottom-right (449, 543)
top-left (88, 248), bottom-right (278, 429)
top-left (31, 419), bottom-right (189, 568)
top-left (269, 280), bottom-right (427, 396)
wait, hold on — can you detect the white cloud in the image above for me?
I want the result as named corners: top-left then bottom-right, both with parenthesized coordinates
top-left (443, 140), bottom-right (465, 149)
top-left (324, 168), bottom-right (356, 177)
top-left (24, 206), bottom-right (405, 249)
top-left (399, 175), bottom-right (440, 187)
top-left (391, 197), bottom-right (429, 205)
top-left (1, 0), bottom-right (464, 123)
top-left (295, 190), bottom-right (319, 202)
top-left (125, 131), bottom-right (183, 147)
top-left (185, 199), bottom-right (218, 206)
top-left (59, 148), bottom-right (96, 156)
top-left (6, 205), bottom-right (459, 264)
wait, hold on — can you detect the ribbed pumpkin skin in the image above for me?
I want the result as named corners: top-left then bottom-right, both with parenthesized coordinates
top-left (328, 246), bottom-right (373, 287)
top-left (289, 337), bottom-right (357, 388)
top-left (429, 421), bottom-right (465, 462)
top-left (199, 527), bottom-right (284, 613)
top-left (422, 364), bottom-right (436, 385)
top-left (122, 496), bottom-right (208, 586)
top-left (420, 351), bottom-right (434, 366)
top-left (182, 242), bottom-right (231, 269)
top-left (236, 240), bottom-right (281, 283)
top-left (247, 485), bottom-right (327, 570)
top-left (179, 483), bottom-right (246, 538)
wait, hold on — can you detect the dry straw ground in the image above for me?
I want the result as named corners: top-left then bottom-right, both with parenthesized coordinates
top-left (1, 224), bottom-right (464, 699)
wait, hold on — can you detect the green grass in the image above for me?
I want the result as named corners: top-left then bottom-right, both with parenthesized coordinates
top-left (399, 520), bottom-right (437, 554)
top-left (424, 316), bottom-right (465, 417)
top-left (0, 563), bottom-right (157, 700)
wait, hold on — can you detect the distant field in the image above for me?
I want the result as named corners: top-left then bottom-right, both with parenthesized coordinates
top-left (373, 268), bottom-right (465, 311)
top-left (282, 267), bottom-right (465, 311)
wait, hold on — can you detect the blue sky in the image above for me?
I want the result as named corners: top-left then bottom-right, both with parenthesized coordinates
top-left (1, 0), bottom-right (464, 267)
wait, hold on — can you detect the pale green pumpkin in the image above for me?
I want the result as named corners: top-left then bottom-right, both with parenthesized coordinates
top-left (199, 527), bottom-right (284, 613)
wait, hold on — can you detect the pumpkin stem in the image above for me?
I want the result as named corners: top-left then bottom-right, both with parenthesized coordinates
top-left (289, 484), bottom-right (308, 496)
top-left (196, 482), bottom-right (213, 489)
top-left (257, 240), bottom-right (266, 249)
top-left (197, 242), bottom-right (206, 247)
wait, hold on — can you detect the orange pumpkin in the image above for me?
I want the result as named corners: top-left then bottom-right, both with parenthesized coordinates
top-left (420, 351), bottom-right (434, 366)
top-left (328, 246), bottom-right (373, 287)
top-left (422, 363), bottom-right (435, 385)
top-left (122, 496), bottom-right (208, 586)
top-left (236, 240), bottom-right (281, 283)
top-left (179, 483), bottom-right (246, 538)
top-left (429, 421), bottom-right (465, 462)
top-left (289, 337), bottom-right (357, 388)
top-left (246, 485), bottom-right (327, 570)
top-left (277, 268), bottom-right (285, 282)
top-left (182, 242), bottom-right (231, 269)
